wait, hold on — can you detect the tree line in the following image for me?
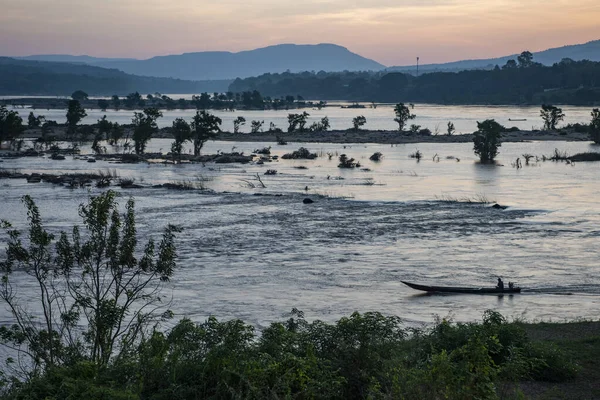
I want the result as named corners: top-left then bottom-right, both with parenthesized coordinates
top-left (229, 55), bottom-right (600, 105)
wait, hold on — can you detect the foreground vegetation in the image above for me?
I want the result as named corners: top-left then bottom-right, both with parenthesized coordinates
top-left (0, 192), bottom-right (595, 399)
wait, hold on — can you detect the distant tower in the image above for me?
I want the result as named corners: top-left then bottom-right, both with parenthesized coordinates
top-left (416, 57), bottom-right (420, 77)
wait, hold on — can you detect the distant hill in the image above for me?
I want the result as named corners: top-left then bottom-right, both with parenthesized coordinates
top-left (388, 39), bottom-right (600, 74)
top-left (20, 44), bottom-right (386, 81)
top-left (0, 58), bottom-right (230, 95)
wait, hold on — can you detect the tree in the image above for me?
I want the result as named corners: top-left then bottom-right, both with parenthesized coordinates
top-left (287, 112), bottom-right (310, 133)
top-left (190, 111), bottom-right (222, 156)
top-left (132, 107), bottom-right (162, 154)
top-left (502, 59), bottom-right (517, 69)
top-left (124, 92), bottom-right (143, 108)
top-left (517, 51), bottom-right (534, 68)
top-left (590, 108), bottom-right (600, 144)
top-left (27, 112), bottom-right (45, 129)
top-left (0, 191), bottom-right (181, 372)
top-left (393, 103), bottom-right (415, 131)
top-left (0, 105), bottom-right (24, 144)
top-left (540, 104), bottom-right (565, 131)
top-left (111, 95), bottom-right (121, 110)
top-left (66, 100), bottom-right (87, 137)
top-left (447, 121), bottom-right (456, 136)
top-left (352, 115), bottom-right (367, 131)
top-left (250, 120), bottom-right (264, 134)
top-left (233, 116), bottom-right (246, 133)
top-left (97, 99), bottom-right (110, 111)
top-left (97, 115), bottom-right (112, 140)
top-left (71, 90), bottom-right (89, 101)
top-left (109, 123), bottom-right (123, 146)
top-left (310, 117), bottom-right (330, 132)
top-left (171, 118), bottom-right (192, 158)
top-left (473, 119), bottom-right (503, 162)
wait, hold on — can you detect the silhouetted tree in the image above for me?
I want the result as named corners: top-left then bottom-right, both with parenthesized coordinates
top-left (447, 121), bottom-right (456, 136)
top-left (97, 115), bottom-right (112, 140)
top-left (111, 95), bottom-right (121, 110)
top-left (393, 103), bottom-right (415, 131)
top-left (233, 116), bottom-right (246, 133)
top-left (287, 112), bottom-right (310, 133)
top-left (27, 112), bottom-right (45, 129)
top-left (132, 107), bottom-right (162, 154)
top-left (97, 99), bottom-right (110, 111)
top-left (66, 100), bottom-right (87, 138)
top-left (353, 115), bottom-right (367, 131)
top-left (540, 104), bottom-right (565, 130)
top-left (473, 119), bottom-right (503, 162)
top-left (71, 90), bottom-right (89, 101)
top-left (170, 118), bottom-right (192, 158)
top-left (250, 120), bottom-right (264, 134)
top-left (190, 111), bottom-right (222, 156)
top-left (502, 59), bottom-right (517, 69)
top-left (517, 51), bottom-right (534, 68)
top-left (0, 105), bottom-right (24, 144)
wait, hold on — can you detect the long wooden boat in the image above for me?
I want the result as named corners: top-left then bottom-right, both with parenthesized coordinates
top-left (402, 281), bottom-right (521, 294)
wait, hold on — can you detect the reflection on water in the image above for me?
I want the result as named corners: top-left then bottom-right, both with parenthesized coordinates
top-left (1, 139), bottom-right (600, 327)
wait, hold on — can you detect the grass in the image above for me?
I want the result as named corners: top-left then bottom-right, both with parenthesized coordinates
top-left (516, 320), bottom-right (600, 399)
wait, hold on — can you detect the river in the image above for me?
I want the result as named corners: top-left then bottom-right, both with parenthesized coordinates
top-left (8, 103), bottom-right (597, 134)
top-left (1, 138), bottom-right (599, 328)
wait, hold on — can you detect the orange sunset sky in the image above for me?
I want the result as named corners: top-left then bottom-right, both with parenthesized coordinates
top-left (1, 0), bottom-right (600, 65)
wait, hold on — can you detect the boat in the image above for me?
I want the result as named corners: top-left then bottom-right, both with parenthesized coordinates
top-left (401, 281), bottom-right (521, 294)
top-left (508, 118), bottom-right (527, 121)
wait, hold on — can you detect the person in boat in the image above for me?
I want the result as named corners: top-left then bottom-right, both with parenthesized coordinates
top-left (497, 277), bottom-right (504, 290)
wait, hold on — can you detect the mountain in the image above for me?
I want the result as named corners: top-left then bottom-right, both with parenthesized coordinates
top-left (0, 58), bottom-right (230, 95)
top-left (388, 39), bottom-right (600, 74)
top-left (20, 44), bottom-right (386, 81)
top-left (17, 55), bottom-right (135, 63)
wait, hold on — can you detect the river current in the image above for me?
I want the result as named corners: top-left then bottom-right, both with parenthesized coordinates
top-left (1, 139), bottom-right (599, 328)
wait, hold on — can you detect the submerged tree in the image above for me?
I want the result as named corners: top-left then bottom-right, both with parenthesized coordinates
top-left (393, 103), bottom-right (415, 131)
top-left (191, 110), bottom-right (222, 156)
top-left (473, 119), bottom-right (503, 162)
top-left (540, 104), bottom-right (564, 131)
top-left (0, 191), bottom-right (180, 374)
top-left (132, 107), bottom-right (162, 154)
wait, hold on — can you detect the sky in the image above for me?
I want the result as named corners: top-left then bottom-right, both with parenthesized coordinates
top-left (1, 0), bottom-right (600, 66)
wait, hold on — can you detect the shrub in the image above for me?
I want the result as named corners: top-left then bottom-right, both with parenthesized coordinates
top-left (282, 147), bottom-right (317, 159)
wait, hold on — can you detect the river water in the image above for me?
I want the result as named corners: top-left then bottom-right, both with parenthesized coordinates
top-left (9, 103), bottom-right (597, 134)
top-left (1, 138), bottom-right (599, 328)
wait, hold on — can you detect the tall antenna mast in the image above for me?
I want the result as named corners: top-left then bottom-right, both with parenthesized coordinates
top-left (416, 57), bottom-right (420, 77)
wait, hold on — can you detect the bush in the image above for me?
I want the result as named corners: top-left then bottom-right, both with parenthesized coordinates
top-left (281, 147), bottom-right (317, 159)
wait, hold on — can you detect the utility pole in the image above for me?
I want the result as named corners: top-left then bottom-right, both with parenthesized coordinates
top-left (416, 57), bottom-right (420, 77)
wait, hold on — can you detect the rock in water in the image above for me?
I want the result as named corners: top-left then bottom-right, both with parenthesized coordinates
top-left (491, 203), bottom-right (508, 210)
top-left (303, 198), bottom-right (314, 204)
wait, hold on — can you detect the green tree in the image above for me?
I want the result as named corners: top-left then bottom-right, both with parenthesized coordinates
top-left (250, 120), bottom-right (264, 133)
top-left (170, 117), bottom-right (192, 158)
top-left (352, 115), bottom-right (367, 131)
top-left (473, 119), bottom-right (503, 162)
top-left (190, 111), bottom-right (222, 156)
top-left (540, 104), bottom-right (565, 131)
top-left (66, 100), bottom-right (87, 138)
top-left (233, 116), bottom-right (246, 133)
top-left (0, 105), bottom-right (24, 145)
top-left (393, 103), bottom-right (415, 131)
top-left (71, 90), bottom-right (89, 101)
top-left (132, 107), bottom-right (162, 154)
top-left (0, 191), bottom-right (180, 372)
top-left (590, 108), bottom-right (600, 144)
top-left (97, 115), bottom-right (112, 140)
